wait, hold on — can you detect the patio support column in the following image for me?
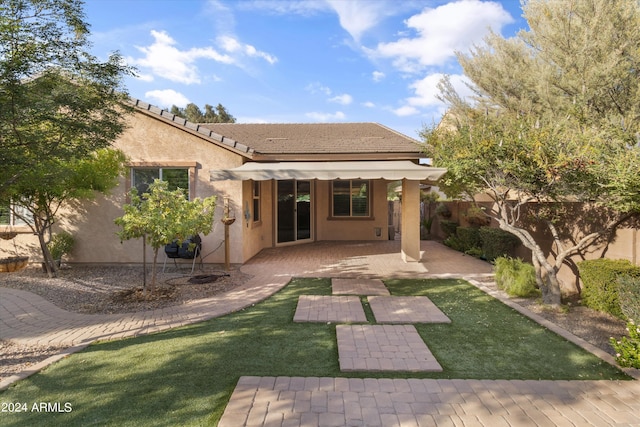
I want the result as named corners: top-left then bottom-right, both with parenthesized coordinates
top-left (401, 179), bottom-right (420, 262)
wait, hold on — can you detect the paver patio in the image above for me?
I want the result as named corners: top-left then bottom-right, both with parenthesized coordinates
top-left (218, 376), bottom-right (640, 427)
top-left (293, 295), bottom-right (367, 323)
top-left (331, 278), bottom-right (390, 296)
top-left (368, 296), bottom-right (451, 324)
top-left (337, 324), bottom-right (442, 372)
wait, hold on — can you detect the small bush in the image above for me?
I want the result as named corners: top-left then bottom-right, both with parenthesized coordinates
top-left (494, 256), bottom-right (538, 297)
top-left (618, 275), bottom-right (640, 322)
top-left (479, 227), bottom-right (520, 262)
top-left (578, 259), bottom-right (640, 318)
top-left (443, 235), bottom-right (465, 252)
top-left (48, 231), bottom-right (75, 260)
top-left (439, 220), bottom-right (459, 239)
top-left (610, 320), bottom-right (640, 369)
top-left (456, 227), bottom-right (482, 253)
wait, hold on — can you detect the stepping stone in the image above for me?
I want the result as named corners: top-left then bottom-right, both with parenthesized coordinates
top-left (332, 278), bottom-right (390, 295)
top-left (293, 295), bottom-right (367, 323)
top-left (337, 324), bottom-right (442, 372)
top-left (368, 296), bottom-right (451, 324)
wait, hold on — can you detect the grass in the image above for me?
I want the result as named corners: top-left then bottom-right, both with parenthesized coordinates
top-left (0, 278), bottom-right (630, 426)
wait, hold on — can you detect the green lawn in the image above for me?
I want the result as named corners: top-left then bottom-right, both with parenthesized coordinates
top-left (0, 278), bottom-right (629, 426)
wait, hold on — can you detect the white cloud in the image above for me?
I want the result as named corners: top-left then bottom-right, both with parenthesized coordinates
top-left (393, 105), bottom-right (420, 117)
top-left (373, 0), bottom-right (513, 72)
top-left (372, 71), bottom-right (385, 82)
top-left (305, 82), bottom-right (332, 96)
top-left (328, 94), bottom-right (353, 105)
top-left (145, 89), bottom-right (190, 108)
top-left (129, 30), bottom-right (235, 84)
top-left (362, 101), bottom-right (376, 108)
top-left (406, 73), bottom-right (473, 108)
top-left (128, 30), bottom-right (277, 85)
top-left (306, 111), bottom-right (346, 121)
top-left (326, 0), bottom-right (394, 42)
top-left (218, 35), bottom-right (278, 64)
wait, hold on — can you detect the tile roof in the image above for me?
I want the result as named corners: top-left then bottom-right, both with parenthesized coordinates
top-left (130, 99), bottom-right (425, 160)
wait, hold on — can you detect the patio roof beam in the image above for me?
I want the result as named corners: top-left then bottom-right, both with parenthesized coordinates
top-left (210, 160), bottom-right (447, 182)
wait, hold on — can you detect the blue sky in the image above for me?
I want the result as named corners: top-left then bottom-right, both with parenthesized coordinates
top-left (84, 0), bottom-right (528, 139)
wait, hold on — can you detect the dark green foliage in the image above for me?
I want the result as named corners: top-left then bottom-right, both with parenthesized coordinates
top-left (494, 257), bottom-right (539, 297)
top-left (479, 227), bottom-right (520, 262)
top-left (439, 220), bottom-right (459, 238)
top-left (456, 227), bottom-right (482, 252)
top-left (578, 259), bottom-right (640, 318)
top-left (617, 275), bottom-right (640, 322)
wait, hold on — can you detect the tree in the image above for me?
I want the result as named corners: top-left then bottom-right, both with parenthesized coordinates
top-left (424, 0), bottom-right (640, 305)
top-left (8, 149), bottom-right (127, 277)
top-left (114, 180), bottom-right (217, 295)
top-left (0, 0), bottom-right (133, 272)
top-left (170, 102), bottom-right (236, 123)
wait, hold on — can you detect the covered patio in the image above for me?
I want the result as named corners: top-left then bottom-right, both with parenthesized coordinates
top-left (242, 239), bottom-right (494, 279)
top-left (211, 160), bottom-right (447, 263)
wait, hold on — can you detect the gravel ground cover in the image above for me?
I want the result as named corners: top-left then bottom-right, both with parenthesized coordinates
top-left (0, 265), bottom-right (629, 380)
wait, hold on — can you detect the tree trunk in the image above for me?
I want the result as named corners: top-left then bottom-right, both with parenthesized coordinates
top-left (35, 224), bottom-right (57, 278)
top-left (150, 247), bottom-right (159, 295)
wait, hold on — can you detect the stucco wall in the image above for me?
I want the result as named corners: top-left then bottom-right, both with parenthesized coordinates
top-left (314, 179), bottom-right (389, 241)
top-left (1, 110), bottom-right (248, 266)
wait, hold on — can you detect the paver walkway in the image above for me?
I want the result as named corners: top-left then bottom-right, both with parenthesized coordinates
top-left (293, 295), bottom-right (367, 323)
top-left (332, 278), bottom-right (390, 296)
top-left (368, 296), bottom-right (450, 324)
top-left (219, 376), bottom-right (640, 427)
top-left (337, 324), bottom-right (442, 372)
top-left (2, 240), bottom-right (639, 426)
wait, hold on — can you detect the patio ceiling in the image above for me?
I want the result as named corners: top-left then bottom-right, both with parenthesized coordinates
top-left (210, 160), bottom-right (447, 181)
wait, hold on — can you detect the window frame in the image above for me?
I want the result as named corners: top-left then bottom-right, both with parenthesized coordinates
top-left (128, 162), bottom-right (197, 200)
top-left (330, 179), bottom-right (373, 219)
top-left (0, 203), bottom-right (31, 228)
top-left (252, 180), bottom-right (261, 223)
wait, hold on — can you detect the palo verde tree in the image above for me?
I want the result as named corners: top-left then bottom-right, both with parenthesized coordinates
top-left (424, 0), bottom-right (640, 305)
top-left (0, 0), bottom-right (133, 274)
top-left (115, 180), bottom-right (217, 295)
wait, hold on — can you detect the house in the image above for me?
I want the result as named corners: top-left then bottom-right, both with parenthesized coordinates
top-left (1, 99), bottom-right (446, 266)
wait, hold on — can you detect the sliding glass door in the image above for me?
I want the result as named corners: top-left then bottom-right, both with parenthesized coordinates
top-left (277, 180), bottom-right (312, 244)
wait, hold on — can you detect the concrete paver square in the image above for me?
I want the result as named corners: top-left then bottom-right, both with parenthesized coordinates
top-left (293, 295), bottom-right (367, 323)
top-left (332, 278), bottom-right (390, 296)
top-left (368, 296), bottom-right (451, 324)
top-left (337, 324), bottom-right (442, 372)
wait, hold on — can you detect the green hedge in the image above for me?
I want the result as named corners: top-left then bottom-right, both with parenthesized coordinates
top-left (479, 227), bottom-right (520, 262)
top-left (618, 275), bottom-right (640, 322)
top-left (456, 227), bottom-right (482, 252)
top-left (439, 220), bottom-right (459, 239)
top-left (578, 259), bottom-right (640, 318)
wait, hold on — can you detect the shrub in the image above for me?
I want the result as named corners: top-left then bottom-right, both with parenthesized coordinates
top-left (439, 220), bottom-right (459, 239)
top-left (456, 227), bottom-right (482, 253)
top-left (610, 320), bottom-right (640, 369)
top-left (435, 202), bottom-right (451, 218)
top-left (618, 275), bottom-right (640, 323)
top-left (48, 231), bottom-right (75, 261)
top-left (578, 259), bottom-right (640, 318)
top-left (443, 235), bottom-right (465, 252)
top-left (494, 256), bottom-right (538, 297)
top-left (479, 227), bottom-right (520, 262)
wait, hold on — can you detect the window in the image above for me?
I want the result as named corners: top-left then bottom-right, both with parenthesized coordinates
top-left (0, 203), bottom-right (31, 226)
top-left (332, 180), bottom-right (370, 217)
top-left (252, 181), bottom-right (260, 222)
top-left (132, 168), bottom-right (190, 199)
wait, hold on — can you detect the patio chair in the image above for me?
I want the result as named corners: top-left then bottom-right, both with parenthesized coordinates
top-left (162, 235), bottom-right (202, 274)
